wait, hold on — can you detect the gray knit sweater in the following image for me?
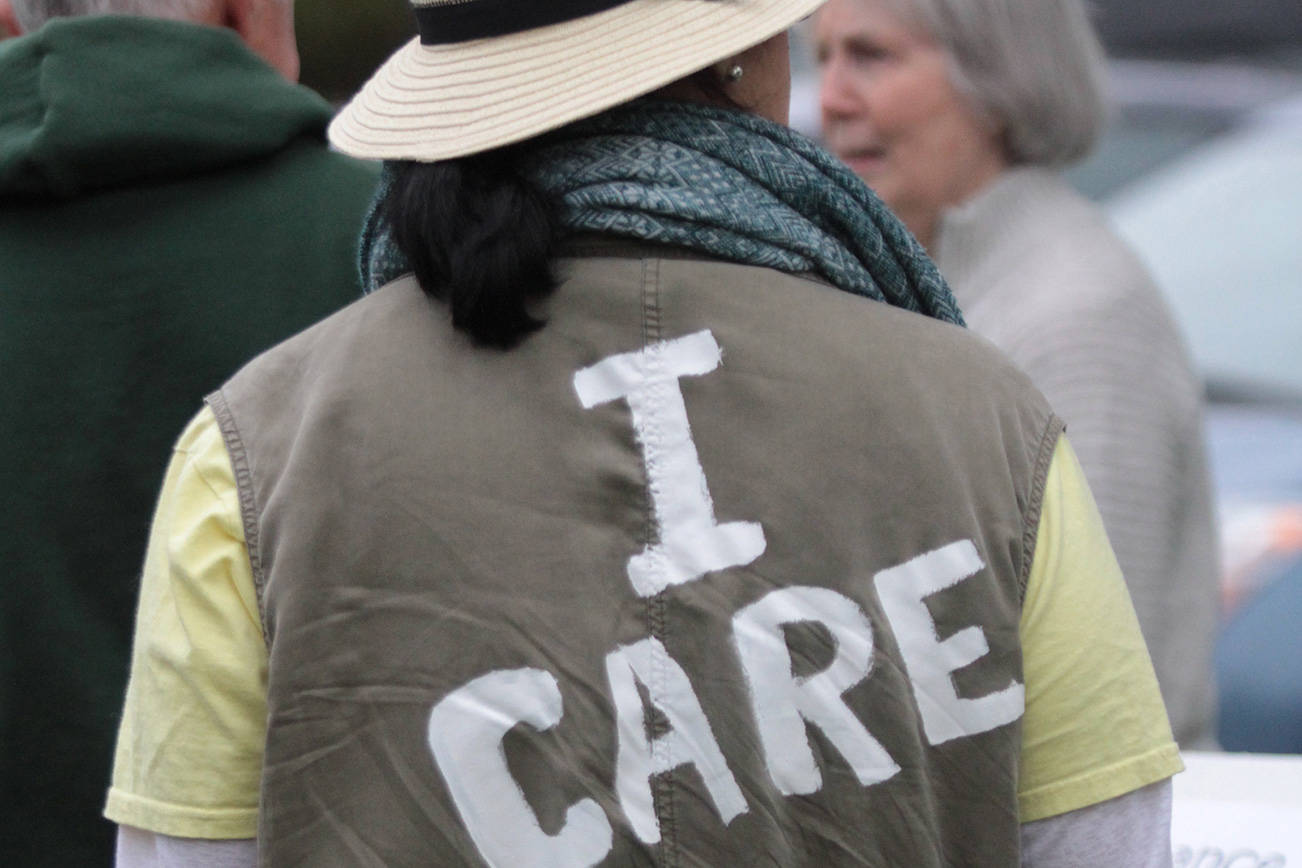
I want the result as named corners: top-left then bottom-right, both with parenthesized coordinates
top-left (934, 167), bottom-right (1220, 748)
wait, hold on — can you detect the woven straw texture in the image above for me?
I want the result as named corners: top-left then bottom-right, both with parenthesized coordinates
top-left (329, 0), bottom-right (827, 161)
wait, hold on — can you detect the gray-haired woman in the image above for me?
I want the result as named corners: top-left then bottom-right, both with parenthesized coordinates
top-left (108, 0), bottom-right (1179, 864)
top-left (817, 0), bottom-right (1220, 752)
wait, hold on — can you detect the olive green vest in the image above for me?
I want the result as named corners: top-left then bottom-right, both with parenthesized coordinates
top-left (210, 249), bottom-right (1060, 867)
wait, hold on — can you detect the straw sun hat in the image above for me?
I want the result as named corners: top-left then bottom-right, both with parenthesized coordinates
top-left (328, 0), bottom-right (829, 162)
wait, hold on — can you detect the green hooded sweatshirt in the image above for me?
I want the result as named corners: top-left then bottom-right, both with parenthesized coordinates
top-left (0, 15), bottom-right (379, 865)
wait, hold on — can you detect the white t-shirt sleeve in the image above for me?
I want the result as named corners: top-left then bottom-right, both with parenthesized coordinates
top-left (1020, 778), bottom-right (1173, 868)
top-left (116, 826), bottom-right (257, 868)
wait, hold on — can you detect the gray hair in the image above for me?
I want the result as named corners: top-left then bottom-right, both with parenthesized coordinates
top-left (13, 0), bottom-right (221, 32)
top-left (885, 0), bottom-right (1109, 167)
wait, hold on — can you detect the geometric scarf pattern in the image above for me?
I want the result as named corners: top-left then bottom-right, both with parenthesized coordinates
top-left (361, 100), bottom-right (964, 326)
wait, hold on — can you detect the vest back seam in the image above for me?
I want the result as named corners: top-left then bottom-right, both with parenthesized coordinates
top-left (639, 257), bottom-right (682, 866)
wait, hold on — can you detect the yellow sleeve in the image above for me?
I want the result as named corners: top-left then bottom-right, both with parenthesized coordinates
top-left (1017, 435), bottom-right (1183, 822)
top-left (102, 418), bottom-right (1178, 832)
top-left (104, 406), bottom-right (267, 839)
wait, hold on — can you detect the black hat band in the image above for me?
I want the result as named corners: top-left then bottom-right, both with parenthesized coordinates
top-left (415, 0), bottom-right (640, 45)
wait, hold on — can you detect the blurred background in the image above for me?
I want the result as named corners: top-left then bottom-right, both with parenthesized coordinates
top-left (791, 0), bottom-right (1302, 755)
top-left (295, 0), bottom-right (412, 104)
top-left (292, 0), bottom-right (1302, 754)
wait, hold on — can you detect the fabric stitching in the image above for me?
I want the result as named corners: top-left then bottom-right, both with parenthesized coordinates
top-left (1017, 743), bottom-right (1182, 822)
top-left (204, 389), bottom-right (271, 651)
top-left (638, 257), bottom-right (680, 866)
top-left (1020, 413), bottom-right (1066, 605)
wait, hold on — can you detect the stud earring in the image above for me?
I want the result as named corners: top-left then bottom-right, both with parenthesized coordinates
top-left (724, 63), bottom-right (744, 83)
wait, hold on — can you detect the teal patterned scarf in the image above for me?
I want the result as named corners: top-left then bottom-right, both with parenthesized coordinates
top-left (360, 100), bottom-right (964, 326)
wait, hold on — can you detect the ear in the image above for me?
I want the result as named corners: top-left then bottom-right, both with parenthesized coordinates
top-left (0, 0), bottom-right (23, 38)
top-left (219, 0), bottom-right (262, 47)
top-left (220, 0), bottom-right (300, 81)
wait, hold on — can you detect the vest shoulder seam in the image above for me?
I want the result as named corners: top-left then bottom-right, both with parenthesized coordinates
top-left (1019, 412), bottom-right (1065, 604)
top-left (205, 387), bottom-right (271, 650)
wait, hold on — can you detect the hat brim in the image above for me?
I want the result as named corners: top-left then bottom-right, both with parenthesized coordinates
top-left (328, 0), bottom-right (828, 162)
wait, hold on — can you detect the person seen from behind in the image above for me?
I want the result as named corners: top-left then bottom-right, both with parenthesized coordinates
top-left (0, 0), bottom-right (380, 862)
top-left (107, 0), bottom-right (1181, 864)
top-left (816, 0), bottom-right (1221, 748)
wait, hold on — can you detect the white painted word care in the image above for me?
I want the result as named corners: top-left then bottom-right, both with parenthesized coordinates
top-left (426, 331), bottom-right (1024, 868)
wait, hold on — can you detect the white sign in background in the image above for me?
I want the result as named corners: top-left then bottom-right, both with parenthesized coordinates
top-left (1172, 751), bottom-right (1302, 868)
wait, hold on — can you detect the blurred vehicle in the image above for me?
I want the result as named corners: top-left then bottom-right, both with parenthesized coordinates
top-left (1066, 57), bottom-right (1302, 752)
top-left (1089, 0), bottom-right (1302, 59)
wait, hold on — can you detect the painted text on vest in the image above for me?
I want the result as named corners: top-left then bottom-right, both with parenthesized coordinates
top-left (427, 331), bottom-right (1024, 867)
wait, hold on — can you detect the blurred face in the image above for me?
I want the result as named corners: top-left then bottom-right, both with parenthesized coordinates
top-left (814, 0), bottom-right (1006, 248)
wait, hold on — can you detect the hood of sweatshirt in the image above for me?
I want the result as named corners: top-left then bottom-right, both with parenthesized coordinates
top-left (0, 15), bottom-right (334, 199)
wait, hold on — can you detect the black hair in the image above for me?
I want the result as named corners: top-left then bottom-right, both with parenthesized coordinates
top-left (379, 152), bottom-right (562, 350)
